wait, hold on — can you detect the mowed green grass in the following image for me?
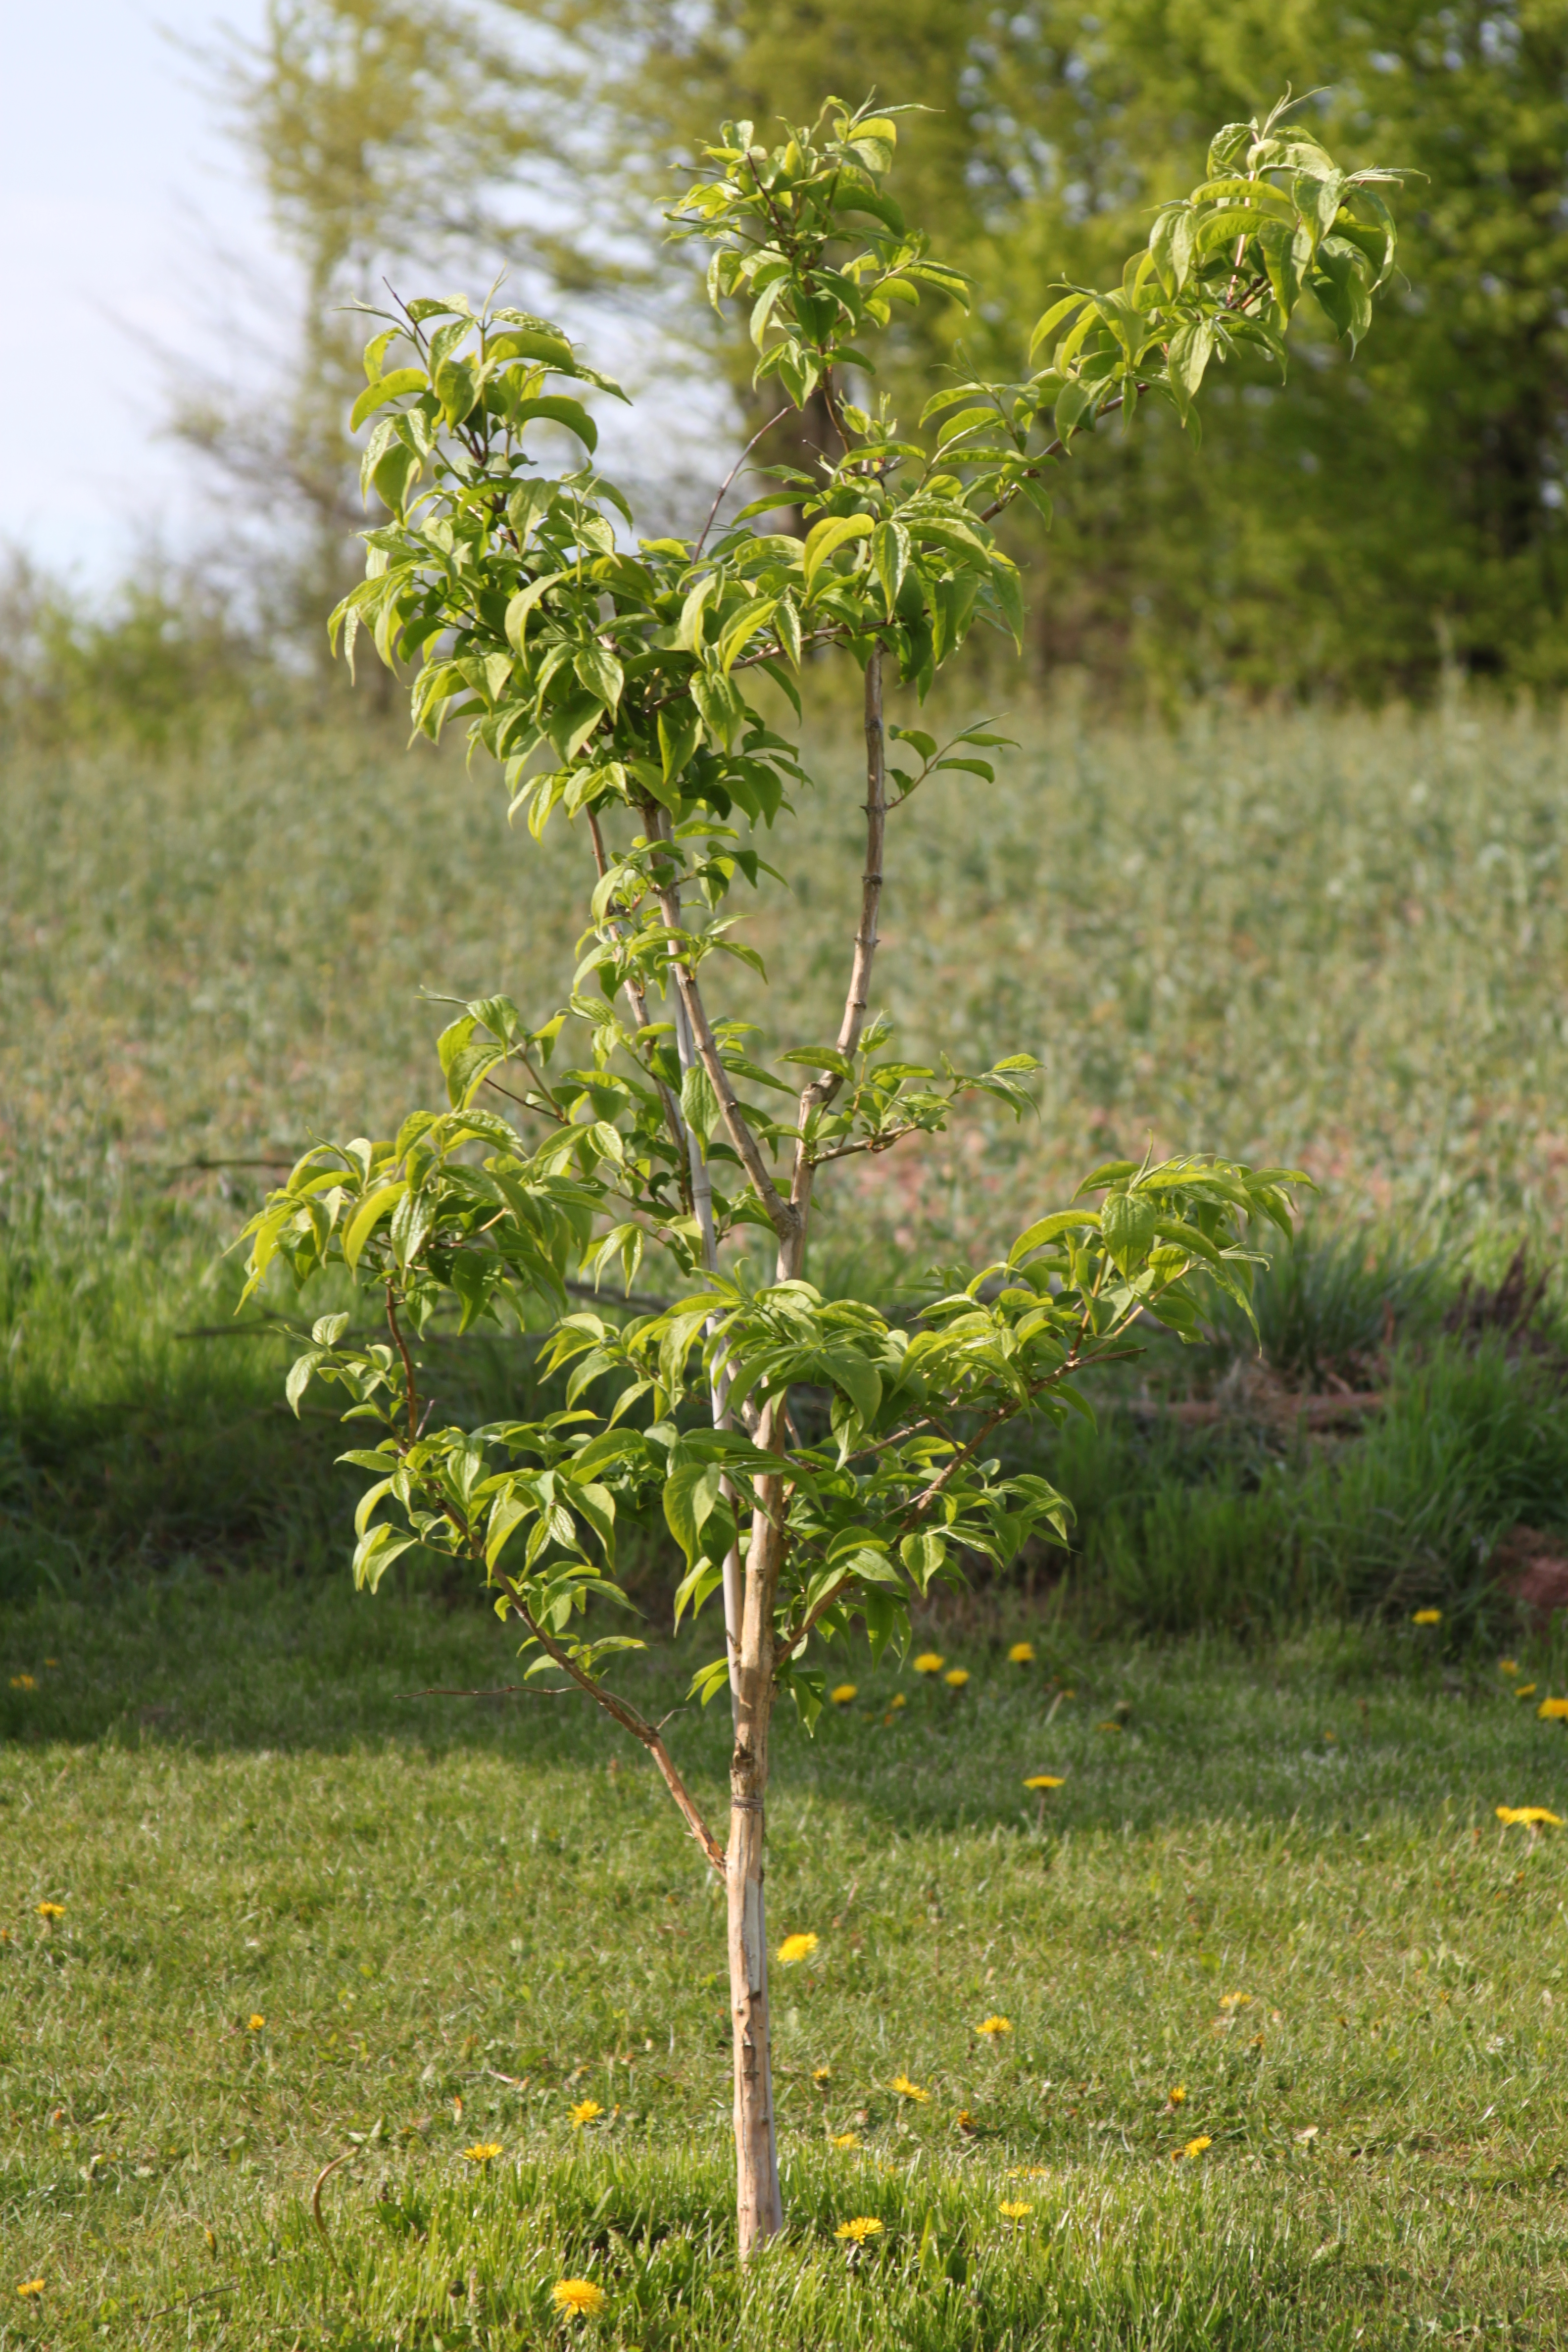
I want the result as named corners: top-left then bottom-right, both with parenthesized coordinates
top-left (6, 1582), bottom-right (1568, 2346)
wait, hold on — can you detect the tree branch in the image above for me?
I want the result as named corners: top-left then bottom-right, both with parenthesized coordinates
top-left (498, 1578), bottom-right (727, 1873)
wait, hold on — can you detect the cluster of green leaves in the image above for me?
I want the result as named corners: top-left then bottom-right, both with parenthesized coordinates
top-left (922, 96), bottom-right (1402, 518)
top-left (253, 1151), bottom-right (1297, 1711)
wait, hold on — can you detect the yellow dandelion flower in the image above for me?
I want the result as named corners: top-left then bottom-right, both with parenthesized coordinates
top-left (913, 1653), bottom-right (945, 1674)
top-left (831, 2131), bottom-right (859, 2149)
top-left (975, 2015), bottom-right (1012, 2037)
top-left (997, 2199), bottom-right (1033, 2219)
top-left (35, 1903), bottom-right (64, 1919)
top-left (9, 1675), bottom-right (36, 1691)
top-left (1496, 1805), bottom-right (1564, 1827)
top-left (1008, 1642), bottom-right (1035, 1664)
top-left (16, 2280), bottom-right (44, 2299)
top-left (829, 1684), bottom-right (857, 1705)
top-left (247, 2014), bottom-right (265, 2032)
top-left (43, 1659), bottom-right (57, 1667)
top-left (1024, 1774), bottom-right (1064, 1791)
top-left (944, 1668), bottom-right (970, 1689)
top-left (1179, 2136), bottom-right (1213, 2159)
top-left (569, 2100), bottom-right (603, 2128)
top-left (551, 2278), bottom-right (606, 2316)
top-left (1096, 1720), bottom-right (1123, 1733)
top-left (812, 2065), bottom-right (832, 2084)
top-left (1537, 1697), bottom-right (1568, 1720)
top-left (1218, 1992), bottom-right (1252, 2011)
top-left (1008, 2164), bottom-right (1051, 2179)
top-left (835, 2216), bottom-right (883, 2243)
top-left (888, 1692), bottom-right (907, 1710)
top-left (1058, 1688), bottom-right (1076, 1699)
top-left (890, 2074), bottom-right (930, 2102)
top-left (463, 2142), bottom-right (503, 2163)
top-left (1411, 1609), bottom-right (1442, 1626)
top-left (1167, 2085), bottom-right (1186, 2107)
top-left (1500, 1659), bottom-right (1519, 1675)
top-left (1516, 1684), bottom-right (1538, 1698)
top-left (777, 1932), bottom-right (819, 1966)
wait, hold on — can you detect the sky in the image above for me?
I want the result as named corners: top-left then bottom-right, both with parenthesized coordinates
top-left (1, 1), bottom-right (276, 585)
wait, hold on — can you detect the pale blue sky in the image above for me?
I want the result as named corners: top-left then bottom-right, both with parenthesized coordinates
top-left (2, 0), bottom-right (275, 582)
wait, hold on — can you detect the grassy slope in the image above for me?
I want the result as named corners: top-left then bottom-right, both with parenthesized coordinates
top-left (5, 1583), bottom-right (1568, 2346)
top-left (4, 694), bottom-right (1568, 1242)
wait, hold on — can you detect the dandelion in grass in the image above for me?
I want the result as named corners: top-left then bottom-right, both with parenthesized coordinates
top-left (1008, 2165), bottom-right (1051, 2180)
top-left (944, 1668), bottom-right (970, 1689)
top-left (1537, 1697), bottom-right (1568, 1720)
top-left (777, 1933), bottom-right (819, 1966)
top-left (551, 2278), bottom-right (606, 2317)
top-left (9, 1675), bottom-right (35, 1691)
top-left (1500, 1659), bottom-right (1519, 1676)
top-left (247, 2014), bottom-right (265, 2032)
top-left (1178, 2136), bottom-right (1212, 2160)
top-left (812, 2066), bottom-right (832, 2085)
top-left (887, 1693), bottom-right (906, 1711)
top-left (832, 2131), bottom-right (860, 2149)
top-left (835, 2216), bottom-right (883, 2243)
top-left (913, 1653), bottom-right (945, 1675)
top-left (1218, 1992), bottom-right (1252, 2011)
top-left (1024, 1775), bottom-right (1064, 1791)
top-left (35, 1903), bottom-right (63, 1920)
top-left (1008, 1642), bottom-right (1035, 1665)
top-left (830, 1684), bottom-right (857, 1706)
top-left (1096, 1720), bottom-right (1124, 1733)
top-left (1496, 1806), bottom-right (1563, 1827)
top-left (464, 2142), bottom-right (503, 2164)
top-left (43, 1659), bottom-right (57, 1668)
top-left (569, 2100), bottom-right (603, 2129)
top-left (1516, 1684), bottom-right (1538, 1699)
top-left (975, 2016), bottom-right (1012, 2037)
top-left (16, 2280), bottom-right (44, 2299)
top-left (1412, 1609), bottom-right (1442, 1626)
top-left (955, 2108), bottom-right (980, 2134)
top-left (890, 2074), bottom-right (930, 2103)
top-left (1166, 2085), bottom-right (1186, 2108)
top-left (997, 2199), bottom-right (1033, 2220)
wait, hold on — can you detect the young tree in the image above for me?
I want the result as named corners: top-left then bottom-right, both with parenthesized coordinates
top-left (243, 95), bottom-right (1401, 2252)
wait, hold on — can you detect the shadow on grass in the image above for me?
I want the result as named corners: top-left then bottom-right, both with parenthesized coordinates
top-left (7, 1572), bottom-right (1568, 1846)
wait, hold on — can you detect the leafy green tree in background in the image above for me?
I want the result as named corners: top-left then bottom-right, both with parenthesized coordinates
top-left (207, 0), bottom-right (1566, 698)
top-left (243, 98), bottom-right (1398, 2247)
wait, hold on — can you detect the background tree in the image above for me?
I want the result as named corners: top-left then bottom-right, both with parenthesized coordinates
top-left (242, 98), bottom-right (1401, 2247)
top-left (206, 0), bottom-right (1563, 696)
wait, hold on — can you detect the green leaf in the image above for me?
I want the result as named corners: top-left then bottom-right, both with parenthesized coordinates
top-left (680, 1060), bottom-right (721, 1147)
top-left (342, 1181), bottom-right (405, 1272)
top-left (349, 368), bottom-right (429, 431)
top-left (504, 572), bottom-right (565, 653)
top-left (510, 395), bottom-right (598, 451)
top-left (802, 513), bottom-right (874, 593)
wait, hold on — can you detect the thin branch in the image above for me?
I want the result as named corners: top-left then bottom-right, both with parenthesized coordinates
top-left (782, 641), bottom-right (886, 1270)
top-left (394, 1684), bottom-right (572, 1699)
top-left (385, 1284), bottom-right (419, 1445)
top-left (498, 1576), bottom-right (727, 1873)
top-left (692, 404), bottom-right (791, 560)
top-left (645, 809), bottom-right (795, 1240)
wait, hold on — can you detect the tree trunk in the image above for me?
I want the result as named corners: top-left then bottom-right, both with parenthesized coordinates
top-left (727, 1411), bottom-right (785, 2256)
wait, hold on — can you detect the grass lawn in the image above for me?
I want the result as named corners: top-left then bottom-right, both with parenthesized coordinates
top-left (5, 1580), bottom-right (1568, 2346)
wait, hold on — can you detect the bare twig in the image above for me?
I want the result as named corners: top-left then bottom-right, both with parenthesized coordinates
top-left (394, 1684), bottom-right (573, 1700)
top-left (692, 405), bottom-right (791, 560)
